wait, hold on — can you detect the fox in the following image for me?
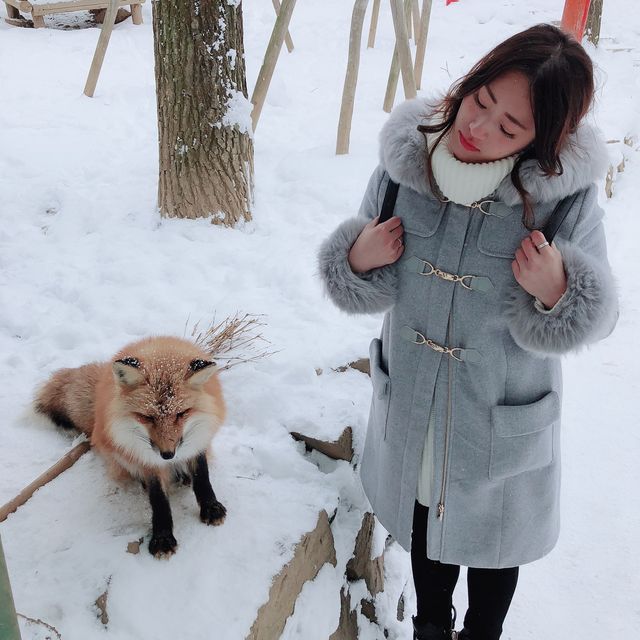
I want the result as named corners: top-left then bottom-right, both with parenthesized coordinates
top-left (35, 336), bottom-right (227, 558)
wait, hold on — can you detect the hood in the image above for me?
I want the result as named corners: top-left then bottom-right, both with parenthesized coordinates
top-left (378, 96), bottom-right (608, 206)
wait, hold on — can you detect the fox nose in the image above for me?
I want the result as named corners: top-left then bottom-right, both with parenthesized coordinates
top-left (160, 450), bottom-right (175, 460)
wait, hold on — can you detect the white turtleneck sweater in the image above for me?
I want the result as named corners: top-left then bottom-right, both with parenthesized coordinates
top-left (416, 135), bottom-right (516, 508)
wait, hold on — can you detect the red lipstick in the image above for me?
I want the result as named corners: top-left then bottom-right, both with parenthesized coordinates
top-left (459, 131), bottom-right (480, 152)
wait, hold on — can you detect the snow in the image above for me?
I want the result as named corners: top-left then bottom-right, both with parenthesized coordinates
top-left (0, 1), bottom-right (638, 639)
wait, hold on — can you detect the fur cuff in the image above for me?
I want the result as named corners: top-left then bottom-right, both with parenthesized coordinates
top-left (317, 217), bottom-right (398, 314)
top-left (504, 241), bottom-right (618, 356)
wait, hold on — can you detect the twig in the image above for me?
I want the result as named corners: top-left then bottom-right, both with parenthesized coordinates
top-left (0, 441), bottom-right (91, 523)
top-left (191, 313), bottom-right (278, 372)
top-left (17, 613), bottom-right (63, 639)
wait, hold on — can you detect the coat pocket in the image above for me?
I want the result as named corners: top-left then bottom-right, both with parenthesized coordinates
top-left (477, 210), bottom-right (528, 259)
top-left (489, 391), bottom-right (560, 480)
top-left (369, 338), bottom-right (391, 440)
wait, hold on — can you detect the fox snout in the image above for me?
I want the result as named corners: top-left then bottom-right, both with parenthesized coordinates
top-left (160, 450), bottom-right (175, 460)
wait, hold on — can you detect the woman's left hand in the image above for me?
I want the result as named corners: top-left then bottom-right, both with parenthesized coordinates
top-left (512, 230), bottom-right (567, 309)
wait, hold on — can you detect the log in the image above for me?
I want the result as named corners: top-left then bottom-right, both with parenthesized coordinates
top-left (0, 441), bottom-right (91, 522)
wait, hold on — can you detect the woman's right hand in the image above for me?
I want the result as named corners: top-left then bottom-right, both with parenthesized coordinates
top-left (348, 216), bottom-right (405, 273)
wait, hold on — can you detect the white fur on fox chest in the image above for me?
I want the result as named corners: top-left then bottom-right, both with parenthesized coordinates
top-left (108, 414), bottom-right (217, 472)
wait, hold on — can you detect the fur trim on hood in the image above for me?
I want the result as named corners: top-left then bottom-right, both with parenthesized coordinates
top-left (378, 96), bottom-right (608, 205)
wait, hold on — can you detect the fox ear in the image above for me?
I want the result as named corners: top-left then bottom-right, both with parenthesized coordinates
top-left (186, 359), bottom-right (217, 387)
top-left (113, 358), bottom-right (144, 387)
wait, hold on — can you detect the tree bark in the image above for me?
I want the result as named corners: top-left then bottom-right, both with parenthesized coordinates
top-left (153, 0), bottom-right (254, 226)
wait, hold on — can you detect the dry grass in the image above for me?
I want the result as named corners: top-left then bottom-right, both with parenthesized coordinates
top-left (190, 313), bottom-right (277, 371)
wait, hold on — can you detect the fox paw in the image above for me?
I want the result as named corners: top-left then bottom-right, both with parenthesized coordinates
top-left (149, 531), bottom-right (177, 558)
top-left (200, 500), bottom-right (227, 526)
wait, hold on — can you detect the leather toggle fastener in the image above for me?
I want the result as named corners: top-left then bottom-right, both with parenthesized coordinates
top-left (400, 326), bottom-right (483, 364)
top-left (406, 256), bottom-right (495, 293)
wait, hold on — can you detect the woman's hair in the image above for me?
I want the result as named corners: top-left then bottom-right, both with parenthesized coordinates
top-left (419, 24), bottom-right (594, 228)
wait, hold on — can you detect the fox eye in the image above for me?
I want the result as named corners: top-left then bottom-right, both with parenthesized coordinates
top-left (176, 410), bottom-right (190, 420)
top-left (135, 413), bottom-right (155, 425)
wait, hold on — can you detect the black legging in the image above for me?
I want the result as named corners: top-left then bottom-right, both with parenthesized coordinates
top-left (411, 501), bottom-right (519, 640)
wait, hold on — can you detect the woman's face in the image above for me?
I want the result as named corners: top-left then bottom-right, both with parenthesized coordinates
top-left (449, 71), bottom-right (536, 163)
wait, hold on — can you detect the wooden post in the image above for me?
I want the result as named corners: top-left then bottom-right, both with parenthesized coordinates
top-left (411, 0), bottom-right (420, 41)
top-left (404, 0), bottom-right (412, 40)
top-left (414, 0), bottom-right (432, 90)
top-left (83, 0), bottom-right (120, 98)
top-left (585, 0), bottom-right (603, 45)
top-left (130, 3), bottom-right (142, 25)
top-left (384, 0), bottom-right (416, 113)
top-left (272, 0), bottom-right (294, 53)
top-left (560, 0), bottom-right (592, 40)
top-left (367, 0), bottom-right (381, 48)
top-left (336, 0), bottom-right (369, 155)
top-left (0, 537), bottom-right (21, 640)
top-left (4, 3), bottom-right (20, 20)
top-left (32, 14), bottom-right (45, 27)
top-left (250, 0), bottom-right (297, 132)
top-left (0, 442), bottom-right (91, 523)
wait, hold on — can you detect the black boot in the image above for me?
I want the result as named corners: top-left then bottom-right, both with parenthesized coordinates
top-left (457, 630), bottom-right (471, 639)
top-left (413, 606), bottom-right (457, 639)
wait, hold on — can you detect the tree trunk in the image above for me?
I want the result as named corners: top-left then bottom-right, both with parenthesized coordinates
top-left (153, 0), bottom-right (254, 225)
top-left (585, 0), bottom-right (603, 46)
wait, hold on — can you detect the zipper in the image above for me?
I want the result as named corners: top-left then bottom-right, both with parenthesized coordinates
top-left (437, 314), bottom-right (455, 519)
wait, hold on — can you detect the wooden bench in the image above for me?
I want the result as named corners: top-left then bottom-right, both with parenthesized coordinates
top-left (4, 0), bottom-right (145, 28)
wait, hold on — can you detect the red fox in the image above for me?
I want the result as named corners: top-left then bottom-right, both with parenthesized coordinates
top-left (35, 336), bottom-right (227, 557)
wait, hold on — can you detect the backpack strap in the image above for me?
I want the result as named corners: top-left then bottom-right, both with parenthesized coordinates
top-left (377, 178), bottom-right (400, 225)
top-left (541, 191), bottom-right (581, 243)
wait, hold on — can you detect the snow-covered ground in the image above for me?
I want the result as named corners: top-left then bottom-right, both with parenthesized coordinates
top-left (0, 1), bottom-right (638, 639)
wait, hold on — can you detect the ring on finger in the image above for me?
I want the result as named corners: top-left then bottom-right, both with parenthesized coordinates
top-left (536, 241), bottom-right (550, 250)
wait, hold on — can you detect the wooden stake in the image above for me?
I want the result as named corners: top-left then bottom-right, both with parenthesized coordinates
top-left (404, 0), bottom-right (412, 40)
top-left (0, 442), bottom-right (91, 523)
top-left (84, 0), bottom-right (120, 97)
top-left (367, 0), bottom-right (380, 48)
top-left (250, 0), bottom-right (297, 132)
top-left (414, 0), bottom-right (432, 90)
top-left (411, 0), bottom-right (420, 40)
top-left (130, 2), bottom-right (142, 25)
top-left (272, 0), bottom-right (294, 53)
top-left (336, 0), bottom-right (369, 155)
top-left (384, 0), bottom-right (416, 113)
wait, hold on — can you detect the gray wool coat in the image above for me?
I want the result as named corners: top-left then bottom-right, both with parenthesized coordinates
top-left (318, 98), bottom-right (618, 569)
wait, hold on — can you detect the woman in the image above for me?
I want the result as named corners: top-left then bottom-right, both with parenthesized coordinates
top-left (318, 24), bottom-right (618, 640)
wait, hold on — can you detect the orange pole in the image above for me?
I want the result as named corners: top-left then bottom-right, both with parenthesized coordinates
top-left (560, 0), bottom-right (592, 40)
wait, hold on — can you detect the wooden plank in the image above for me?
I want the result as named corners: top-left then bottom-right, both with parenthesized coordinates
top-left (31, 0), bottom-right (142, 16)
top-left (83, 0), bottom-right (119, 97)
top-left (5, 0), bottom-right (32, 13)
